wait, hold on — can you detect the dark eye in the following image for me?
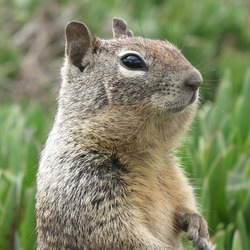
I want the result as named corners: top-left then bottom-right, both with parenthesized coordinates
top-left (121, 54), bottom-right (147, 70)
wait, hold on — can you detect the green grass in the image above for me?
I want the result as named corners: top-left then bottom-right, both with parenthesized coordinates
top-left (181, 70), bottom-right (250, 249)
top-left (0, 103), bottom-right (52, 250)
top-left (1, 0), bottom-right (250, 249)
top-left (1, 0), bottom-right (250, 102)
top-left (1, 70), bottom-right (250, 249)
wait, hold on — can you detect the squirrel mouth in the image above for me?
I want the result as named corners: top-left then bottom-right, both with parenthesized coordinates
top-left (167, 90), bottom-right (198, 114)
top-left (189, 90), bottom-right (198, 104)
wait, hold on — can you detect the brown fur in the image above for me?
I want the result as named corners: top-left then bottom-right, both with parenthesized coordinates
top-left (36, 17), bottom-right (214, 249)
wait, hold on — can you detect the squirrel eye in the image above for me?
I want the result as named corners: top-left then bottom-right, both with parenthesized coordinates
top-left (121, 54), bottom-right (147, 70)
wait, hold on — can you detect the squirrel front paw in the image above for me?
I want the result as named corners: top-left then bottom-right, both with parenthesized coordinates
top-left (176, 211), bottom-right (215, 250)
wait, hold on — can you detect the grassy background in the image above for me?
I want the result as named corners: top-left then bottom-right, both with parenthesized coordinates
top-left (0, 0), bottom-right (250, 249)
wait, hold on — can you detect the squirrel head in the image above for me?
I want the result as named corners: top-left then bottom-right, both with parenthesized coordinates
top-left (60, 17), bottom-right (202, 151)
top-left (62, 17), bottom-right (202, 119)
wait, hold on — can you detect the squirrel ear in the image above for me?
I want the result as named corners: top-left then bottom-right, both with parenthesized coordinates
top-left (65, 21), bottom-right (98, 72)
top-left (112, 17), bottom-right (134, 38)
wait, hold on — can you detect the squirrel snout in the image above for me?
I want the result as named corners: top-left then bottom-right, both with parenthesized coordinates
top-left (184, 70), bottom-right (203, 92)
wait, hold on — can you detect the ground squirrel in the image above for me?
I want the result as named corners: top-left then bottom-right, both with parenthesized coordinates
top-left (36, 17), bottom-right (214, 250)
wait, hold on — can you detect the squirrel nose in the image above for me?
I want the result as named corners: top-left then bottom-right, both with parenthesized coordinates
top-left (184, 70), bottom-right (203, 92)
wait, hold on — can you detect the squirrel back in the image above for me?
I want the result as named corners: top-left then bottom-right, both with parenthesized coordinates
top-left (36, 17), bottom-right (213, 250)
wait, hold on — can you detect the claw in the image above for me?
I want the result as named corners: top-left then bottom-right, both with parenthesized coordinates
top-left (176, 210), bottom-right (215, 250)
top-left (204, 241), bottom-right (216, 250)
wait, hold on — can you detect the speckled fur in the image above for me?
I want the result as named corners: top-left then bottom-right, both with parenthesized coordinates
top-left (36, 18), bottom-right (213, 250)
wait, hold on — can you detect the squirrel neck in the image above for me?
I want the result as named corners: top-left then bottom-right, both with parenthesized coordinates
top-left (55, 105), bottom-right (196, 163)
